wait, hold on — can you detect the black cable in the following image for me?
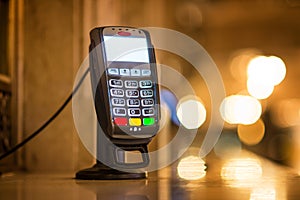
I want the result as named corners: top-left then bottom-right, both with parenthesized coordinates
top-left (0, 67), bottom-right (90, 161)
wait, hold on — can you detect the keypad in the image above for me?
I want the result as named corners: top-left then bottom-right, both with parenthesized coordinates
top-left (107, 67), bottom-right (157, 129)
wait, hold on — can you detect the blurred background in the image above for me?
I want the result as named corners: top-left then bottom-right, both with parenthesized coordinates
top-left (1, 0), bottom-right (300, 176)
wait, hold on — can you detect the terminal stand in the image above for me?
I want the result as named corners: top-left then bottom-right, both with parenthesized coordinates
top-left (75, 124), bottom-right (147, 180)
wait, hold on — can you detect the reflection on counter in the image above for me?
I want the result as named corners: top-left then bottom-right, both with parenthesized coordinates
top-left (221, 158), bottom-right (263, 188)
top-left (177, 155), bottom-right (206, 181)
top-left (0, 149), bottom-right (299, 200)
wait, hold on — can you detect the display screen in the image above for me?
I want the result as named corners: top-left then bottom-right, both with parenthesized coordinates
top-left (104, 36), bottom-right (150, 63)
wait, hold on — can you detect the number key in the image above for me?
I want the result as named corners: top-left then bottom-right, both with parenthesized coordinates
top-left (127, 99), bottom-right (140, 107)
top-left (126, 90), bottom-right (139, 98)
top-left (142, 108), bottom-right (155, 116)
top-left (139, 80), bottom-right (152, 88)
top-left (113, 108), bottom-right (126, 116)
top-left (141, 98), bottom-right (154, 107)
top-left (110, 89), bottom-right (124, 97)
top-left (125, 80), bottom-right (138, 88)
top-left (109, 79), bottom-right (123, 88)
top-left (112, 98), bottom-right (125, 106)
top-left (140, 89), bottom-right (153, 98)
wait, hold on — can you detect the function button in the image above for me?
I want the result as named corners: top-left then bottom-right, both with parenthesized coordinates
top-left (141, 69), bottom-right (151, 76)
top-left (126, 90), bottom-right (139, 98)
top-left (127, 99), bottom-right (140, 107)
top-left (120, 68), bottom-right (130, 76)
top-left (140, 89), bottom-right (153, 98)
top-left (110, 88), bottom-right (124, 97)
top-left (141, 98), bottom-right (154, 107)
top-left (113, 108), bottom-right (126, 116)
top-left (130, 69), bottom-right (141, 76)
top-left (143, 117), bottom-right (155, 126)
top-left (142, 108), bottom-right (155, 116)
top-left (108, 68), bottom-right (119, 76)
top-left (128, 108), bottom-right (141, 117)
top-left (109, 79), bottom-right (123, 88)
top-left (129, 118), bottom-right (141, 126)
top-left (112, 98), bottom-right (125, 106)
top-left (114, 117), bottom-right (127, 126)
top-left (139, 80), bottom-right (152, 88)
top-left (125, 80), bottom-right (138, 88)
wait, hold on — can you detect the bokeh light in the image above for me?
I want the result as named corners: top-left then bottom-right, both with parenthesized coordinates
top-left (229, 49), bottom-right (260, 83)
top-left (271, 99), bottom-right (300, 127)
top-left (247, 78), bottom-right (274, 99)
top-left (237, 119), bottom-right (265, 145)
top-left (177, 155), bottom-right (206, 180)
top-left (221, 158), bottom-right (263, 188)
top-left (246, 55), bottom-right (286, 99)
top-left (220, 95), bottom-right (262, 125)
top-left (250, 187), bottom-right (276, 200)
top-left (247, 55), bottom-right (286, 86)
top-left (176, 96), bottom-right (206, 129)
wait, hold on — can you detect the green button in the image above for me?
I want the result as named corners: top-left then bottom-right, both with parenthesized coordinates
top-left (143, 117), bottom-right (155, 126)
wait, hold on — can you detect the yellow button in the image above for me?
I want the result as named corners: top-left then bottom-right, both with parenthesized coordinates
top-left (129, 118), bottom-right (141, 126)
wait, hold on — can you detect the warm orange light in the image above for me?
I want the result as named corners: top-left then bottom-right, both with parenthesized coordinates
top-left (177, 156), bottom-right (206, 180)
top-left (247, 55), bottom-right (286, 99)
top-left (247, 78), bottom-right (274, 99)
top-left (271, 99), bottom-right (300, 127)
top-left (237, 119), bottom-right (265, 145)
top-left (221, 158), bottom-right (263, 188)
top-left (220, 95), bottom-right (262, 125)
top-left (177, 96), bottom-right (206, 129)
top-left (229, 50), bottom-right (259, 83)
top-left (250, 187), bottom-right (276, 200)
top-left (247, 56), bottom-right (286, 86)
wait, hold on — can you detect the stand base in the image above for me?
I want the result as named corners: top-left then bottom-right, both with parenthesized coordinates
top-left (75, 162), bottom-right (147, 180)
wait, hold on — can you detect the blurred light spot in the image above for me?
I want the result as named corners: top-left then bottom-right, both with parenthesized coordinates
top-left (247, 78), bottom-right (274, 99)
top-left (220, 95), bottom-right (262, 125)
top-left (160, 89), bottom-right (180, 126)
top-left (175, 2), bottom-right (203, 29)
top-left (237, 119), bottom-right (265, 145)
top-left (271, 99), bottom-right (300, 127)
top-left (247, 55), bottom-right (286, 86)
top-left (250, 187), bottom-right (276, 200)
top-left (229, 49), bottom-right (260, 83)
top-left (221, 158), bottom-right (262, 188)
top-left (214, 131), bottom-right (242, 159)
top-left (177, 96), bottom-right (206, 129)
top-left (177, 156), bottom-right (206, 180)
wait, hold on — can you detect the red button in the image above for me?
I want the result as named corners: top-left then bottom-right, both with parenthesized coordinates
top-left (117, 31), bottom-right (131, 36)
top-left (114, 117), bottom-right (127, 126)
